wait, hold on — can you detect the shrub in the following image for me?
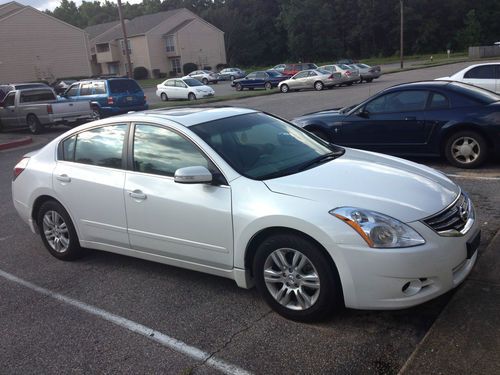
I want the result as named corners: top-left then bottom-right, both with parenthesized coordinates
top-left (133, 66), bottom-right (149, 80)
top-left (216, 63), bottom-right (228, 71)
top-left (183, 63), bottom-right (197, 75)
top-left (203, 66), bottom-right (212, 71)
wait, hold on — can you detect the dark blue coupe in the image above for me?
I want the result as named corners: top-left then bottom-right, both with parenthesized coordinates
top-left (292, 81), bottom-right (500, 168)
top-left (231, 70), bottom-right (287, 91)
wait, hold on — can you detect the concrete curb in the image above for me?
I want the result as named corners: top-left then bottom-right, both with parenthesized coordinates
top-left (0, 136), bottom-right (32, 151)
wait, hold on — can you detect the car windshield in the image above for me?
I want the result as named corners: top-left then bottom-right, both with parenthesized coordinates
top-left (191, 112), bottom-right (344, 180)
top-left (449, 82), bottom-right (500, 103)
top-left (109, 79), bottom-right (142, 94)
top-left (184, 78), bottom-right (203, 87)
top-left (266, 70), bottom-right (283, 77)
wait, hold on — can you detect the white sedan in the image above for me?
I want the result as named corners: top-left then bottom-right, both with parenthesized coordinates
top-left (12, 107), bottom-right (479, 321)
top-left (437, 62), bottom-right (500, 93)
top-left (156, 78), bottom-right (215, 101)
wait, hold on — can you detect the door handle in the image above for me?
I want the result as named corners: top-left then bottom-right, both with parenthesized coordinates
top-left (56, 174), bottom-right (71, 183)
top-left (129, 190), bottom-right (147, 200)
top-left (404, 116), bottom-right (416, 121)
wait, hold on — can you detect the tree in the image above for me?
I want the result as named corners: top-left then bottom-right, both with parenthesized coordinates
top-left (455, 9), bottom-right (482, 50)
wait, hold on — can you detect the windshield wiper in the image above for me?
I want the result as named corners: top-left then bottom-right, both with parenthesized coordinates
top-left (297, 151), bottom-right (343, 172)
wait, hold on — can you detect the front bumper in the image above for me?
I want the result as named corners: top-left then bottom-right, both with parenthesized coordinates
top-left (332, 219), bottom-right (480, 309)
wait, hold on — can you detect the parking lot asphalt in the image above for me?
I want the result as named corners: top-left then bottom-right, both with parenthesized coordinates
top-left (1, 62), bottom-right (499, 374)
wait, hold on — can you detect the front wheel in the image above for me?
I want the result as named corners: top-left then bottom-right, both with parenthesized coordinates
top-left (280, 84), bottom-right (289, 93)
top-left (235, 83), bottom-right (243, 91)
top-left (161, 92), bottom-right (168, 101)
top-left (253, 234), bottom-right (342, 322)
top-left (27, 114), bottom-right (42, 134)
top-left (444, 130), bottom-right (488, 168)
top-left (188, 93), bottom-right (197, 101)
top-left (37, 200), bottom-right (84, 260)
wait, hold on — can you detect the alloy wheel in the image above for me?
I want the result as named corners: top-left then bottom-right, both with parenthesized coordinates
top-left (451, 136), bottom-right (480, 164)
top-left (42, 210), bottom-right (70, 253)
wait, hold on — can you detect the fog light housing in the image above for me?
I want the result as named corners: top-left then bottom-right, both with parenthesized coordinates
top-left (401, 279), bottom-right (423, 296)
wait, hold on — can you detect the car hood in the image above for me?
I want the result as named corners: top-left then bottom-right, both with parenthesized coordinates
top-left (293, 109), bottom-right (346, 125)
top-left (263, 148), bottom-right (459, 222)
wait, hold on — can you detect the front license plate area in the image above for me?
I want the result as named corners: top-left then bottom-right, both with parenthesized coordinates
top-left (466, 230), bottom-right (481, 259)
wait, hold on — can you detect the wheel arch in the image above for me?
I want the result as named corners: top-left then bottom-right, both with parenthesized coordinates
top-left (439, 123), bottom-right (493, 156)
top-left (31, 195), bottom-right (79, 240)
top-left (244, 226), bottom-right (344, 304)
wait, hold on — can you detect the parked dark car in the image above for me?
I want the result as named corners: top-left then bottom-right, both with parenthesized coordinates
top-left (282, 63), bottom-right (318, 77)
top-left (292, 81), bottom-right (500, 168)
top-left (60, 78), bottom-right (148, 118)
top-left (231, 70), bottom-right (288, 91)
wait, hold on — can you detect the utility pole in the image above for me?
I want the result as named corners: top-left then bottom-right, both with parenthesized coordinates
top-left (117, 0), bottom-right (132, 78)
top-left (400, 0), bottom-right (404, 69)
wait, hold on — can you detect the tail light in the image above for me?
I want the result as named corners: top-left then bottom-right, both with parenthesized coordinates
top-left (46, 104), bottom-right (53, 114)
top-left (13, 157), bottom-right (30, 181)
top-left (346, 71), bottom-right (352, 76)
top-left (328, 74), bottom-right (334, 79)
top-left (107, 96), bottom-right (114, 105)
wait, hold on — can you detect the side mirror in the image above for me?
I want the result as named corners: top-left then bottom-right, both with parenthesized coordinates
top-left (174, 166), bottom-right (212, 184)
top-left (358, 109), bottom-right (370, 118)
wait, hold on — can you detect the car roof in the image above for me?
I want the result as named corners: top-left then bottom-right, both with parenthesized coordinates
top-left (117, 107), bottom-right (259, 127)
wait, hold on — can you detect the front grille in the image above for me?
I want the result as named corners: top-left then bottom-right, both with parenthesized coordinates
top-left (423, 193), bottom-right (472, 235)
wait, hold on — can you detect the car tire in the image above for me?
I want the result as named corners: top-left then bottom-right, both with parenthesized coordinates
top-left (230, 75), bottom-right (235, 81)
top-left (91, 106), bottom-right (101, 120)
top-left (280, 84), bottom-right (289, 93)
top-left (27, 114), bottom-right (43, 134)
top-left (264, 82), bottom-right (272, 90)
top-left (346, 82), bottom-right (353, 86)
top-left (314, 81), bottom-right (324, 91)
top-left (161, 92), bottom-right (168, 101)
top-left (444, 130), bottom-right (488, 169)
top-left (236, 83), bottom-right (243, 91)
top-left (253, 233), bottom-right (342, 322)
top-left (202, 78), bottom-right (209, 85)
top-left (188, 93), bottom-right (197, 101)
top-left (37, 200), bottom-right (84, 261)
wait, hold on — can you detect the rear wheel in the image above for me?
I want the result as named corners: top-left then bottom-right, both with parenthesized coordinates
top-left (91, 106), bottom-right (101, 120)
top-left (27, 114), bottom-right (42, 134)
top-left (37, 200), bottom-right (84, 261)
top-left (366, 78), bottom-right (373, 83)
top-left (253, 234), bottom-right (342, 322)
top-left (444, 130), bottom-right (488, 168)
top-left (314, 81), bottom-right (324, 91)
top-left (161, 92), bottom-right (168, 101)
top-left (280, 84), bottom-right (289, 93)
top-left (188, 93), bottom-right (197, 101)
top-left (264, 82), bottom-right (272, 90)
top-left (230, 75), bottom-right (235, 81)
top-left (202, 78), bottom-right (209, 85)
top-left (235, 83), bottom-right (243, 91)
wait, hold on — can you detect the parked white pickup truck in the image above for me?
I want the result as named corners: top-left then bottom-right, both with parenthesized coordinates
top-left (0, 88), bottom-right (96, 134)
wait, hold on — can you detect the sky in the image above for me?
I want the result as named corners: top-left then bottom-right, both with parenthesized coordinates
top-left (0, 0), bottom-right (143, 12)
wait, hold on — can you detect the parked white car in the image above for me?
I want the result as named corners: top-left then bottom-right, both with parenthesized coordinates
top-left (156, 78), bottom-right (215, 101)
top-left (437, 62), bottom-right (500, 93)
top-left (12, 107), bottom-right (479, 321)
top-left (183, 70), bottom-right (219, 85)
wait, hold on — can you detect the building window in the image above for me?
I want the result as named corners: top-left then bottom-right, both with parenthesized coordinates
top-left (120, 39), bottom-right (132, 55)
top-left (108, 63), bottom-right (119, 75)
top-left (96, 43), bottom-right (110, 53)
top-left (171, 58), bottom-right (181, 74)
top-left (166, 35), bottom-right (175, 52)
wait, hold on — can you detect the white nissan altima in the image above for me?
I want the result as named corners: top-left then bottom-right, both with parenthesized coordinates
top-left (12, 107), bottom-right (480, 321)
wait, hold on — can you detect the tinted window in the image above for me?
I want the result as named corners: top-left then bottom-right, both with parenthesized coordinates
top-left (429, 92), bottom-right (449, 109)
top-left (365, 90), bottom-right (428, 113)
top-left (266, 70), bottom-right (282, 77)
top-left (108, 79), bottom-right (142, 94)
top-left (94, 82), bottom-right (106, 94)
top-left (133, 124), bottom-right (208, 177)
top-left (247, 73), bottom-right (257, 79)
top-left (3, 92), bottom-right (15, 106)
top-left (256, 72), bottom-right (267, 79)
top-left (449, 82), bottom-right (499, 104)
top-left (20, 90), bottom-right (56, 103)
top-left (294, 71), bottom-right (309, 79)
top-left (464, 65), bottom-right (495, 79)
top-left (306, 63), bottom-right (317, 69)
top-left (74, 125), bottom-right (127, 168)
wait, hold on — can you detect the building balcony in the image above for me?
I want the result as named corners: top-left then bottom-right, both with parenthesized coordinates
top-left (96, 43), bottom-right (121, 63)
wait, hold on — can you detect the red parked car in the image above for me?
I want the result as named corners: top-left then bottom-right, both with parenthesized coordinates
top-left (282, 63), bottom-right (317, 77)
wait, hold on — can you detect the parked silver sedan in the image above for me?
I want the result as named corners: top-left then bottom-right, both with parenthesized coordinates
top-left (350, 63), bottom-right (382, 83)
top-left (278, 69), bottom-right (342, 93)
top-left (319, 64), bottom-right (360, 85)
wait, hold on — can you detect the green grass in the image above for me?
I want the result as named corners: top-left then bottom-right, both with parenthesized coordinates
top-left (138, 78), bottom-right (165, 89)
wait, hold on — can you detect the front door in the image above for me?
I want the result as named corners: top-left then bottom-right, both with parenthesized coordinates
top-left (0, 92), bottom-right (18, 127)
top-left (124, 123), bottom-right (234, 269)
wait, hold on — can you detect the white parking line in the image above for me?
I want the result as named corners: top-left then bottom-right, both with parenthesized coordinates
top-left (0, 269), bottom-right (252, 375)
top-left (446, 173), bottom-right (500, 181)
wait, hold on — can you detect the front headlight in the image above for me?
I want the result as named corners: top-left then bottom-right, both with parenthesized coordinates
top-left (330, 207), bottom-right (425, 248)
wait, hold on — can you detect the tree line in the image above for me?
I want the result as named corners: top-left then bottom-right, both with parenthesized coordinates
top-left (47, 0), bottom-right (500, 66)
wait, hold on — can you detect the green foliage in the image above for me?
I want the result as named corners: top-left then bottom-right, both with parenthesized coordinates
top-left (133, 66), bottom-right (149, 80)
top-left (46, 0), bottom-right (500, 65)
top-left (183, 62), bottom-right (197, 75)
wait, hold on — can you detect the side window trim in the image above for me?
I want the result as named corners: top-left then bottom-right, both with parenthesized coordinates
top-left (128, 122), bottom-right (228, 186)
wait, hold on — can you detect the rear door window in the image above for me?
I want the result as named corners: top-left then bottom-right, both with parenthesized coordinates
top-left (428, 92), bottom-right (449, 110)
top-left (94, 82), bottom-right (107, 94)
top-left (80, 83), bottom-right (93, 96)
top-left (464, 65), bottom-right (495, 79)
top-left (3, 92), bottom-right (15, 106)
